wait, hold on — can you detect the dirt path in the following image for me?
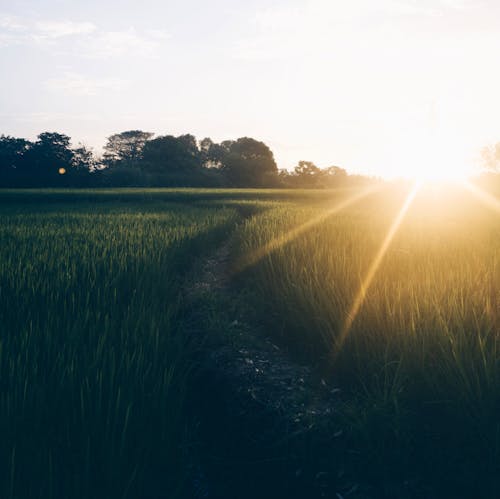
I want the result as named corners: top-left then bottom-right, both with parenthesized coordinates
top-left (184, 231), bottom-right (365, 499)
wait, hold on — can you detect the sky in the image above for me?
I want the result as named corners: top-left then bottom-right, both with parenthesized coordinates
top-left (1, 0), bottom-right (500, 177)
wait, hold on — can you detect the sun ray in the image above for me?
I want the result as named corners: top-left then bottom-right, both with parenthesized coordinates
top-left (232, 185), bottom-right (380, 276)
top-left (333, 181), bottom-right (421, 356)
top-left (460, 180), bottom-right (500, 215)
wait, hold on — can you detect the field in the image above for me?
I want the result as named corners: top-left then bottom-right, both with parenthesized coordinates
top-left (0, 186), bottom-right (499, 498)
top-left (0, 191), bottom-right (239, 498)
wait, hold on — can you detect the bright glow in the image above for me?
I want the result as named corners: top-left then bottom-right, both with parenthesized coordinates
top-left (334, 182), bottom-right (420, 356)
top-left (461, 180), bottom-right (500, 214)
top-left (382, 131), bottom-right (474, 182)
top-left (58, 168), bottom-right (66, 175)
top-left (232, 185), bottom-right (379, 275)
top-left (1, 1), bottom-right (500, 176)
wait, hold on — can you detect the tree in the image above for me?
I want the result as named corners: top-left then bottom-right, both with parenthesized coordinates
top-left (21, 132), bottom-right (76, 185)
top-left (288, 162), bottom-right (349, 188)
top-left (323, 165), bottom-right (347, 178)
top-left (200, 137), bottom-right (225, 168)
top-left (176, 134), bottom-right (199, 157)
top-left (219, 137), bottom-right (277, 187)
top-left (291, 160), bottom-right (322, 187)
top-left (294, 160), bottom-right (320, 177)
top-left (141, 135), bottom-right (202, 173)
top-left (72, 144), bottom-right (97, 171)
top-left (0, 135), bottom-right (30, 168)
top-left (0, 135), bottom-right (32, 186)
top-left (103, 130), bottom-right (153, 165)
top-left (0, 133), bottom-right (98, 187)
top-left (320, 165), bottom-right (347, 187)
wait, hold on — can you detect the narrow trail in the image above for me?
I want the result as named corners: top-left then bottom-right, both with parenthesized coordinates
top-left (183, 220), bottom-right (364, 499)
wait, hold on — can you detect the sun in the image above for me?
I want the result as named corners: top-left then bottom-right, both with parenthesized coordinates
top-left (399, 148), bottom-right (471, 184)
top-left (403, 162), bottom-right (470, 184)
top-left (381, 130), bottom-right (474, 183)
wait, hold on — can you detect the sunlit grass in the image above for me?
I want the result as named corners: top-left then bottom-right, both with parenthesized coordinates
top-left (335, 182), bottom-right (420, 356)
top-left (2, 186), bottom-right (500, 497)
top-left (233, 183), bottom-right (500, 495)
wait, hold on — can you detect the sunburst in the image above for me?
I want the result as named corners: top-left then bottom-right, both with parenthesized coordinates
top-left (333, 181), bottom-right (421, 357)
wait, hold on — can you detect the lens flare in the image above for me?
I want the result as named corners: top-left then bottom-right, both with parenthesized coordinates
top-left (334, 181), bottom-right (421, 357)
top-left (460, 180), bottom-right (500, 215)
top-left (232, 185), bottom-right (380, 276)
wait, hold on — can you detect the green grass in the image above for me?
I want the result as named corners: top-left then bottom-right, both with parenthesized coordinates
top-left (0, 194), bottom-right (238, 498)
top-left (2, 186), bottom-right (500, 498)
top-left (232, 184), bottom-right (500, 496)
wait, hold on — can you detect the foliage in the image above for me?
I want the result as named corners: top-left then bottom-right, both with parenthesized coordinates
top-left (0, 193), bottom-right (238, 498)
top-left (141, 134), bottom-right (202, 172)
top-left (231, 184), bottom-right (500, 496)
top-left (2, 186), bottom-right (500, 497)
top-left (218, 137), bottom-right (278, 187)
top-left (279, 161), bottom-right (350, 188)
top-left (103, 130), bottom-right (154, 165)
top-left (0, 131), bottom-right (372, 188)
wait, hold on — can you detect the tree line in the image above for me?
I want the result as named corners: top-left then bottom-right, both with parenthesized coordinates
top-left (0, 130), bottom-right (372, 188)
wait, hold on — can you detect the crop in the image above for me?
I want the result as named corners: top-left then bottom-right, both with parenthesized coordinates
top-left (233, 184), bottom-right (500, 496)
top-left (0, 196), bottom-right (237, 498)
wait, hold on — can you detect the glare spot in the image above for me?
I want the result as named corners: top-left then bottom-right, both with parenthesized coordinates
top-left (58, 168), bottom-right (66, 175)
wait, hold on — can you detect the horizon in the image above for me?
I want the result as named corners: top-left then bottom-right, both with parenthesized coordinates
top-left (2, 0), bottom-right (500, 177)
top-left (2, 3), bottom-right (500, 495)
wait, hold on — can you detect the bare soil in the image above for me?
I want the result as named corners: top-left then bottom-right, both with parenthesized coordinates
top-left (184, 238), bottom-right (370, 499)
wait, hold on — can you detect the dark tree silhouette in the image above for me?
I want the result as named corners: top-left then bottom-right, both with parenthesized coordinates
top-left (219, 137), bottom-right (278, 187)
top-left (103, 130), bottom-right (154, 165)
top-left (72, 144), bottom-right (97, 172)
top-left (142, 134), bottom-right (202, 172)
top-left (0, 129), bottom-right (374, 188)
top-left (22, 132), bottom-right (76, 185)
top-left (200, 137), bottom-right (225, 168)
top-left (0, 133), bottom-right (96, 187)
top-left (0, 135), bottom-right (32, 186)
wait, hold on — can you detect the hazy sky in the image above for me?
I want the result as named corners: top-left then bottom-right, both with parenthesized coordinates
top-left (1, 0), bottom-right (500, 176)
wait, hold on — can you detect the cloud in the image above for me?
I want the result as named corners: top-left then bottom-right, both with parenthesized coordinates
top-left (0, 14), bottom-right (169, 58)
top-left (80, 28), bottom-right (170, 59)
top-left (0, 33), bottom-right (20, 47)
top-left (0, 14), bottom-right (26, 31)
top-left (0, 14), bottom-right (27, 45)
top-left (34, 20), bottom-right (96, 40)
top-left (45, 73), bottom-right (127, 96)
top-left (146, 29), bottom-right (171, 41)
top-left (440, 0), bottom-right (480, 8)
top-left (234, 0), bottom-right (482, 61)
top-left (0, 15), bottom-right (96, 46)
top-left (1, 111), bottom-right (101, 123)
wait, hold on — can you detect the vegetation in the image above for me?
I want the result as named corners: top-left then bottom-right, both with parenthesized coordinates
top-left (231, 183), bottom-right (500, 497)
top-left (1, 185), bottom-right (500, 497)
top-left (0, 192), bottom-right (238, 498)
top-left (0, 131), bottom-right (372, 189)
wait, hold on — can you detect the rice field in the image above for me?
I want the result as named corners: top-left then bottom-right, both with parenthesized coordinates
top-left (232, 183), bottom-right (500, 497)
top-left (0, 194), bottom-right (238, 498)
top-left (1, 185), bottom-right (499, 498)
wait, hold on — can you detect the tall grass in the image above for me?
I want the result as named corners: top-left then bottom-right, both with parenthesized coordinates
top-left (0, 197), bottom-right (238, 498)
top-left (3, 186), bottom-right (500, 497)
top-left (233, 185), bottom-right (500, 496)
